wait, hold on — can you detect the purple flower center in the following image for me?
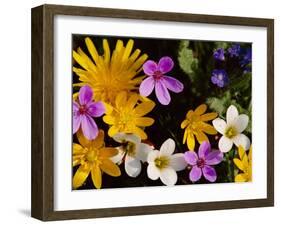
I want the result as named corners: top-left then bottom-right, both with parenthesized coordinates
top-left (79, 105), bottom-right (87, 115)
top-left (153, 71), bottom-right (163, 80)
top-left (197, 158), bottom-right (205, 168)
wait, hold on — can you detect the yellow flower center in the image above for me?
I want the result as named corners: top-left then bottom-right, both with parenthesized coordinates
top-left (85, 148), bottom-right (101, 164)
top-left (117, 111), bottom-right (134, 130)
top-left (122, 141), bottom-right (137, 157)
top-left (154, 156), bottom-right (170, 170)
top-left (225, 126), bottom-right (237, 138)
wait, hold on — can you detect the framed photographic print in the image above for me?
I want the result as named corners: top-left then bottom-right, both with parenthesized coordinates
top-left (31, 4), bottom-right (274, 221)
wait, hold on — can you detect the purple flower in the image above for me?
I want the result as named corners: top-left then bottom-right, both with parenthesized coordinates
top-left (240, 48), bottom-right (252, 66)
top-left (73, 85), bottom-right (105, 140)
top-left (139, 56), bottom-right (184, 105)
top-left (211, 69), bottom-right (229, 88)
top-left (228, 44), bottom-right (241, 57)
top-left (213, 48), bottom-right (225, 61)
top-left (184, 142), bottom-right (223, 182)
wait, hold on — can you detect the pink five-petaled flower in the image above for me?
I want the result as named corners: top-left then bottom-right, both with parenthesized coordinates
top-left (73, 85), bottom-right (105, 140)
top-left (139, 56), bottom-right (184, 105)
top-left (184, 141), bottom-right (223, 183)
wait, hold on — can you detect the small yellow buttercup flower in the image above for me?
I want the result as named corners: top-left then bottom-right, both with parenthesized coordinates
top-left (181, 104), bottom-right (218, 151)
top-left (73, 130), bottom-right (121, 189)
top-left (73, 37), bottom-right (148, 104)
top-left (233, 145), bottom-right (252, 182)
top-left (103, 92), bottom-right (155, 140)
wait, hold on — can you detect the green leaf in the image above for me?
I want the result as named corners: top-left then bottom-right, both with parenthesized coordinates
top-left (178, 41), bottom-right (198, 81)
top-left (214, 41), bottom-right (230, 50)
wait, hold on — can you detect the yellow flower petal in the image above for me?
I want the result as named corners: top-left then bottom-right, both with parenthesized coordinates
top-left (183, 129), bottom-right (188, 144)
top-left (200, 112), bottom-right (218, 121)
top-left (115, 92), bottom-right (127, 109)
top-left (90, 130), bottom-right (105, 149)
top-left (187, 132), bottom-right (195, 151)
top-left (131, 126), bottom-right (147, 140)
top-left (199, 122), bottom-right (217, 135)
top-left (195, 130), bottom-right (209, 144)
top-left (122, 39), bottom-right (134, 61)
top-left (134, 101), bottom-right (155, 117)
top-left (100, 148), bottom-right (119, 158)
top-left (100, 159), bottom-right (121, 177)
top-left (235, 173), bottom-right (247, 182)
top-left (77, 129), bottom-right (91, 148)
top-left (85, 37), bottom-right (99, 63)
top-left (132, 54), bottom-right (148, 71)
top-left (126, 94), bottom-right (139, 110)
top-left (233, 158), bottom-right (245, 171)
top-left (194, 104), bottom-right (207, 115)
top-left (135, 117), bottom-right (154, 126)
top-left (73, 165), bottom-right (91, 189)
top-left (73, 143), bottom-right (84, 155)
top-left (91, 165), bottom-right (102, 189)
top-left (108, 126), bottom-right (120, 137)
top-left (103, 115), bottom-right (115, 125)
top-left (73, 50), bottom-right (88, 70)
top-left (181, 119), bottom-right (188, 129)
top-left (102, 39), bottom-right (111, 64)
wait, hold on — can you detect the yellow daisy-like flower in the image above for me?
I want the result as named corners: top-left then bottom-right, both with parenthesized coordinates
top-left (73, 130), bottom-right (121, 189)
top-left (233, 145), bottom-right (252, 182)
top-left (103, 92), bottom-right (155, 140)
top-left (73, 37), bottom-right (148, 104)
top-left (181, 104), bottom-right (218, 151)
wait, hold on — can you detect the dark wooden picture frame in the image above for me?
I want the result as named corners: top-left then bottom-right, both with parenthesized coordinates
top-left (31, 4), bottom-right (274, 221)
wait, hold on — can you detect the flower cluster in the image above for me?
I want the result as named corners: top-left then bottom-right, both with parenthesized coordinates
top-left (72, 37), bottom-right (252, 189)
top-left (211, 43), bottom-right (252, 88)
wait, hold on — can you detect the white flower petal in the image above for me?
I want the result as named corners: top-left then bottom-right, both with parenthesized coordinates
top-left (233, 134), bottom-right (251, 150)
top-left (125, 155), bottom-right (142, 177)
top-left (112, 133), bottom-right (126, 143)
top-left (159, 167), bottom-right (177, 186)
top-left (136, 143), bottom-right (153, 162)
top-left (233, 114), bottom-right (249, 133)
top-left (212, 118), bottom-right (227, 134)
top-left (160, 138), bottom-right (175, 156)
top-left (226, 105), bottom-right (239, 124)
top-left (147, 150), bottom-right (159, 163)
top-left (147, 164), bottom-right (160, 180)
top-left (218, 136), bottom-right (233, 153)
top-left (110, 147), bottom-right (125, 165)
top-left (124, 133), bottom-right (141, 144)
top-left (170, 153), bottom-right (187, 171)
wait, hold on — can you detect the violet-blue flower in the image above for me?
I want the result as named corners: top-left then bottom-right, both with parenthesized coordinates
top-left (184, 141), bottom-right (223, 182)
top-left (228, 44), bottom-right (241, 57)
top-left (213, 48), bottom-right (225, 61)
top-left (211, 69), bottom-right (229, 88)
top-left (139, 56), bottom-right (184, 105)
top-left (240, 48), bottom-right (252, 66)
top-left (73, 85), bottom-right (105, 140)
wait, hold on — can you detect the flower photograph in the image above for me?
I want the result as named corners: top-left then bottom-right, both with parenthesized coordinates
top-left (72, 34), bottom-right (252, 190)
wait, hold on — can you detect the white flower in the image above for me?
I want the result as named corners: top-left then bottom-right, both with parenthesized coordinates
top-left (147, 138), bottom-right (187, 186)
top-left (111, 133), bottom-right (153, 177)
top-left (212, 105), bottom-right (250, 153)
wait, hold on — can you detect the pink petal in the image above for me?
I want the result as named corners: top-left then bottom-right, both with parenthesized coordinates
top-left (73, 114), bottom-right (81, 134)
top-left (73, 101), bottom-right (81, 134)
top-left (87, 101), bottom-right (105, 117)
top-left (189, 166), bottom-right (202, 182)
top-left (155, 80), bottom-right (171, 105)
top-left (81, 115), bottom-right (98, 140)
top-left (79, 85), bottom-right (93, 105)
top-left (158, 56), bottom-right (174, 74)
top-left (202, 165), bottom-right (217, 182)
top-left (184, 151), bottom-right (198, 166)
top-left (162, 76), bottom-right (184, 93)
top-left (205, 150), bottom-right (223, 165)
top-left (198, 141), bottom-right (211, 158)
top-left (139, 76), bottom-right (155, 97)
top-left (143, 60), bottom-right (158, 76)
